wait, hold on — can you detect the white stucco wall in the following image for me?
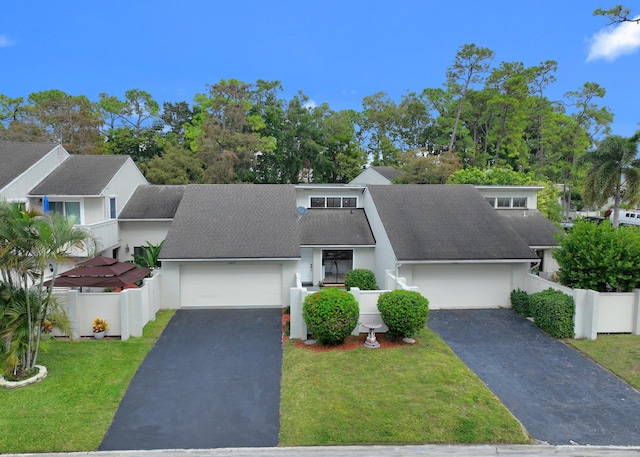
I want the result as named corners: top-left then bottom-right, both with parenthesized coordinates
top-left (102, 159), bottom-right (148, 217)
top-left (294, 186), bottom-right (366, 208)
top-left (362, 188), bottom-right (397, 287)
top-left (118, 220), bottom-right (172, 262)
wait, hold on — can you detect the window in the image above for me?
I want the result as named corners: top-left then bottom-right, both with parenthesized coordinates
top-left (110, 197), bottom-right (117, 219)
top-left (309, 196), bottom-right (358, 208)
top-left (486, 197), bottom-right (527, 209)
top-left (50, 201), bottom-right (81, 224)
top-left (342, 197), bottom-right (356, 208)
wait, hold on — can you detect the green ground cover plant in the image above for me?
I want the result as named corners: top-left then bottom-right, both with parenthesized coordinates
top-left (0, 309), bottom-right (175, 453)
top-left (280, 327), bottom-right (530, 446)
top-left (568, 334), bottom-right (640, 390)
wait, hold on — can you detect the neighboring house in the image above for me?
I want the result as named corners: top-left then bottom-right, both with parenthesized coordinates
top-left (118, 185), bottom-right (186, 263)
top-left (0, 142), bottom-right (68, 203)
top-left (28, 154), bottom-right (147, 258)
top-left (349, 166), bottom-right (400, 185)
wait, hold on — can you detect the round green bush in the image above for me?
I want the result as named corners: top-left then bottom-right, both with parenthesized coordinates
top-left (344, 269), bottom-right (377, 291)
top-left (377, 290), bottom-right (429, 340)
top-left (303, 288), bottom-right (359, 345)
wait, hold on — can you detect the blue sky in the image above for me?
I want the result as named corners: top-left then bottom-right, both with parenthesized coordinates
top-left (2, 1), bottom-right (639, 137)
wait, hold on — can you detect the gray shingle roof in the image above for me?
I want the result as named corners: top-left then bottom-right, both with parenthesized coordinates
top-left (119, 185), bottom-right (186, 219)
top-left (496, 209), bottom-right (562, 248)
top-left (300, 209), bottom-right (375, 245)
top-left (0, 142), bottom-right (59, 190)
top-left (370, 166), bottom-right (401, 181)
top-left (29, 155), bottom-right (129, 196)
top-left (160, 184), bottom-right (301, 260)
top-left (368, 184), bottom-right (538, 262)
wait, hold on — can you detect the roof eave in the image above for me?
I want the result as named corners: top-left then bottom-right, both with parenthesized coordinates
top-left (397, 258), bottom-right (540, 264)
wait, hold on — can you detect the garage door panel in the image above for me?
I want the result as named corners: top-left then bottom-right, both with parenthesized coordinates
top-left (412, 264), bottom-right (511, 309)
top-left (180, 263), bottom-right (282, 308)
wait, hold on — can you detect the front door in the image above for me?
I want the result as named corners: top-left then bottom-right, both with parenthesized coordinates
top-left (322, 250), bottom-right (353, 284)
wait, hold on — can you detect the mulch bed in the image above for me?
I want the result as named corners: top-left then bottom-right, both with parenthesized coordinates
top-left (282, 312), bottom-right (416, 352)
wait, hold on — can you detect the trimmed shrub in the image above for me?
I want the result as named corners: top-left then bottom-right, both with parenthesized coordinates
top-left (344, 269), bottom-right (377, 291)
top-left (377, 290), bottom-right (429, 340)
top-left (529, 288), bottom-right (574, 339)
top-left (554, 219), bottom-right (640, 292)
top-left (510, 289), bottom-right (531, 317)
top-left (303, 288), bottom-right (359, 345)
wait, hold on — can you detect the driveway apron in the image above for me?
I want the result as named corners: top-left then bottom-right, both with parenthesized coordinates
top-left (100, 308), bottom-right (282, 451)
top-left (428, 309), bottom-right (640, 446)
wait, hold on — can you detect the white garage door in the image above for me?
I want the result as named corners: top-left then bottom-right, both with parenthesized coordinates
top-left (180, 263), bottom-right (282, 308)
top-left (411, 264), bottom-right (512, 309)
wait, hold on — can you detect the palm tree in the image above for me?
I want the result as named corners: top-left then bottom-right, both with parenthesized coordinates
top-left (0, 201), bottom-right (97, 376)
top-left (582, 133), bottom-right (640, 227)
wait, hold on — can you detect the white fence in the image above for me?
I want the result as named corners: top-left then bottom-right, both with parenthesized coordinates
top-left (523, 274), bottom-right (640, 340)
top-left (53, 270), bottom-right (161, 340)
top-left (289, 270), bottom-right (418, 340)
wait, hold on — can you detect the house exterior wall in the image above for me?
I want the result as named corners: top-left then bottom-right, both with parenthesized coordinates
top-left (404, 262), bottom-right (529, 309)
top-left (83, 197), bottom-right (106, 224)
top-left (362, 188), bottom-right (397, 286)
top-left (475, 186), bottom-right (541, 209)
top-left (295, 186), bottom-right (366, 208)
top-left (301, 246), bottom-right (375, 286)
top-left (1, 145), bottom-right (69, 203)
top-left (101, 159), bottom-right (148, 217)
top-left (118, 220), bottom-right (173, 262)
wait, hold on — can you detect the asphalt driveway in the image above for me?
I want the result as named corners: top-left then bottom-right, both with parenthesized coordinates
top-left (100, 308), bottom-right (283, 450)
top-left (429, 309), bottom-right (640, 446)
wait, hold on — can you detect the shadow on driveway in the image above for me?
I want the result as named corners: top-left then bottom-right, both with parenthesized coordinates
top-left (429, 309), bottom-right (640, 446)
top-left (100, 308), bottom-right (282, 451)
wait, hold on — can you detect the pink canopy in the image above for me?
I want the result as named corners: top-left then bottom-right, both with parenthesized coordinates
top-left (46, 256), bottom-right (151, 288)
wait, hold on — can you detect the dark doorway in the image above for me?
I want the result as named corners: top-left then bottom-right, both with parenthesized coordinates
top-left (322, 250), bottom-right (353, 284)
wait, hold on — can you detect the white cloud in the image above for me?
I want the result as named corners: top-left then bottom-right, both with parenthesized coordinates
top-left (587, 18), bottom-right (640, 61)
top-left (0, 34), bottom-right (15, 48)
top-left (303, 99), bottom-right (317, 109)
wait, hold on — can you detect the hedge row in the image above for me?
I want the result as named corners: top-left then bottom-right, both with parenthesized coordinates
top-left (510, 288), bottom-right (574, 339)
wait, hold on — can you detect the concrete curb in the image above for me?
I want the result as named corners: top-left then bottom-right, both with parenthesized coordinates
top-left (4, 445), bottom-right (640, 457)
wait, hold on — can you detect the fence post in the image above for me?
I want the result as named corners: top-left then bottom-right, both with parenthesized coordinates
top-left (350, 287), bottom-right (361, 335)
top-left (289, 287), bottom-right (307, 339)
top-left (120, 292), bottom-right (131, 341)
top-left (575, 289), bottom-right (598, 340)
top-left (67, 289), bottom-right (80, 340)
top-left (633, 289), bottom-right (640, 336)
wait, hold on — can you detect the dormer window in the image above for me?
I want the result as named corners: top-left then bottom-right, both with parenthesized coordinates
top-left (310, 196), bottom-right (357, 208)
top-left (485, 197), bottom-right (527, 209)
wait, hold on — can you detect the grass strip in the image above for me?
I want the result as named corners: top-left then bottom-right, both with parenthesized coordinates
top-left (0, 309), bottom-right (175, 453)
top-left (279, 328), bottom-right (530, 445)
top-left (567, 334), bottom-right (640, 389)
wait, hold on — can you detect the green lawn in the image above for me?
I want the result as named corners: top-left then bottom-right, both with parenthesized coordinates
top-left (567, 334), bottom-right (640, 389)
top-left (0, 309), bottom-right (175, 454)
top-left (280, 328), bottom-right (531, 446)
top-left (2, 313), bottom-right (532, 452)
